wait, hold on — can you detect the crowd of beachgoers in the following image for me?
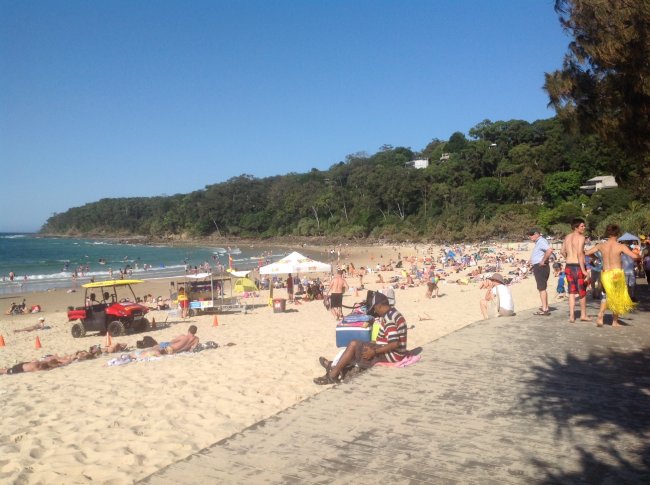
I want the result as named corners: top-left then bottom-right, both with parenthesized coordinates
top-left (0, 239), bottom-right (598, 483)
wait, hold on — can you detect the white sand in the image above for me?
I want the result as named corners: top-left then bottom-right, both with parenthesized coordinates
top-left (0, 242), bottom-right (548, 484)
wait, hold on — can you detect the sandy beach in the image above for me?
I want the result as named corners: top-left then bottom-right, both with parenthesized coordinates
top-left (0, 242), bottom-right (546, 484)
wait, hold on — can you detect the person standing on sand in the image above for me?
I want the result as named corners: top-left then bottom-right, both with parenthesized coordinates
top-left (528, 229), bottom-right (554, 316)
top-left (561, 218), bottom-right (592, 323)
top-left (586, 224), bottom-right (640, 327)
top-left (327, 270), bottom-right (348, 320)
top-left (177, 287), bottom-right (189, 319)
top-left (286, 273), bottom-right (294, 302)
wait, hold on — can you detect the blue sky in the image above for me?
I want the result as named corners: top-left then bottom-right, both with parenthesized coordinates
top-left (1, 0), bottom-right (569, 232)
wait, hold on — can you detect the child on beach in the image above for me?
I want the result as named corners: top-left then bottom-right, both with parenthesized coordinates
top-left (556, 264), bottom-right (566, 299)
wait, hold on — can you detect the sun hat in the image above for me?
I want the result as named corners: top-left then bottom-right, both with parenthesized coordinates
top-left (489, 273), bottom-right (505, 284)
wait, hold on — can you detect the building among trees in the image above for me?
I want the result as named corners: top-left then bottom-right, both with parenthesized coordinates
top-left (580, 175), bottom-right (618, 195)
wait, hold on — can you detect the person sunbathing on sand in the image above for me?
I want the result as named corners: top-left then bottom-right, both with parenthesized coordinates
top-left (13, 316), bottom-right (47, 333)
top-left (103, 342), bottom-right (129, 354)
top-left (135, 325), bottom-right (199, 357)
top-left (1, 358), bottom-right (64, 375)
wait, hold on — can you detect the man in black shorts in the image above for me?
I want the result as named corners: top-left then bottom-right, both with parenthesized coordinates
top-left (528, 229), bottom-right (554, 315)
top-left (327, 270), bottom-right (348, 320)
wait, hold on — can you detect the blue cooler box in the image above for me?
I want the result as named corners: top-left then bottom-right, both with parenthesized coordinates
top-left (336, 325), bottom-right (371, 348)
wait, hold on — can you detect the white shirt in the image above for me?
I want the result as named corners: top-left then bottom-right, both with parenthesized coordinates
top-left (492, 284), bottom-right (514, 312)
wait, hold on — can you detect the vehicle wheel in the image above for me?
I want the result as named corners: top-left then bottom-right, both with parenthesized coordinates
top-left (133, 318), bottom-right (149, 333)
top-left (107, 320), bottom-right (125, 337)
top-left (71, 323), bottom-right (86, 338)
top-left (188, 308), bottom-right (196, 317)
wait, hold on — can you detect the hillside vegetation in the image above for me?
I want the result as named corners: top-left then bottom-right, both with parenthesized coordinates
top-left (41, 117), bottom-right (649, 242)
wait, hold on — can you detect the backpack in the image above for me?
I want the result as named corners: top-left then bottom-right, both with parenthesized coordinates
top-left (136, 336), bottom-right (158, 349)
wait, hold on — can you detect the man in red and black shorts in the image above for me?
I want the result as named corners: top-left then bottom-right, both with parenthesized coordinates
top-left (561, 218), bottom-right (592, 323)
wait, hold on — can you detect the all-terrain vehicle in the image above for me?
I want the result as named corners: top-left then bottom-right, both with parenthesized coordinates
top-left (67, 280), bottom-right (150, 338)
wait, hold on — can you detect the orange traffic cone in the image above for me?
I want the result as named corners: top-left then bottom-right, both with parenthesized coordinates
top-left (213, 315), bottom-right (219, 327)
top-left (35, 336), bottom-right (42, 349)
top-left (105, 332), bottom-right (112, 348)
top-left (0, 335), bottom-right (5, 347)
top-left (151, 317), bottom-right (156, 329)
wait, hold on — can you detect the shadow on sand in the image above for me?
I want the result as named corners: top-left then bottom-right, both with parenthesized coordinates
top-left (520, 283), bottom-right (650, 483)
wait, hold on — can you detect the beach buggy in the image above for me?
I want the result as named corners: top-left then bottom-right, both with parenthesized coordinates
top-left (67, 280), bottom-right (150, 337)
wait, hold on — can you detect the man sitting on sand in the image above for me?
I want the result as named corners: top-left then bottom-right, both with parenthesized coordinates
top-left (136, 325), bottom-right (199, 357)
top-left (479, 273), bottom-right (515, 319)
top-left (314, 292), bottom-right (407, 385)
top-left (13, 316), bottom-right (47, 333)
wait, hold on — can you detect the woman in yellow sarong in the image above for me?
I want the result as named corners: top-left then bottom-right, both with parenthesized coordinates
top-left (600, 268), bottom-right (635, 316)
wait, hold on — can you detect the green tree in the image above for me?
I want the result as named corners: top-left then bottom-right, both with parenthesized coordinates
top-left (445, 132), bottom-right (468, 153)
top-left (543, 170), bottom-right (582, 203)
top-left (544, 0), bottom-right (650, 185)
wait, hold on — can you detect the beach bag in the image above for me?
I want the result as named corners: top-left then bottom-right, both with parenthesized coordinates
top-left (136, 336), bottom-right (158, 349)
top-left (341, 314), bottom-right (374, 324)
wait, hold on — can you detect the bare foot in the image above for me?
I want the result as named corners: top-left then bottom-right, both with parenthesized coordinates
top-left (612, 322), bottom-right (621, 327)
top-left (569, 318), bottom-right (576, 323)
top-left (580, 316), bottom-right (593, 322)
top-left (596, 320), bottom-right (604, 327)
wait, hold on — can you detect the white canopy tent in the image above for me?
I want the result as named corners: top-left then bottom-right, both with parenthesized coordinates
top-left (259, 251), bottom-right (331, 307)
top-left (259, 251), bottom-right (331, 275)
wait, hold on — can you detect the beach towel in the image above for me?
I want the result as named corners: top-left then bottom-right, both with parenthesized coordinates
top-left (601, 268), bottom-right (636, 315)
top-left (341, 314), bottom-right (374, 324)
top-left (374, 354), bottom-right (421, 368)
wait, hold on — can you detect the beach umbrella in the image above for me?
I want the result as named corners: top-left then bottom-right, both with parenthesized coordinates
top-left (233, 277), bottom-right (258, 294)
top-left (617, 232), bottom-right (640, 243)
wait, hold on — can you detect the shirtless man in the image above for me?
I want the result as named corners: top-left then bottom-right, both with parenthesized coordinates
top-left (137, 325), bottom-right (199, 357)
top-left (586, 224), bottom-right (640, 327)
top-left (327, 270), bottom-right (349, 320)
top-left (561, 218), bottom-right (591, 323)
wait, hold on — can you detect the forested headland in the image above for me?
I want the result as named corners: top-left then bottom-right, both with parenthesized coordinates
top-left (41, 0), bottom-right (650, 242)
top-left (40, 117), bottom-right (648, 242)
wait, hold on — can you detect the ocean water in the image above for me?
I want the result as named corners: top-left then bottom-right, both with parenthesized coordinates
top-left (0, 234), bottom-right (292, 295)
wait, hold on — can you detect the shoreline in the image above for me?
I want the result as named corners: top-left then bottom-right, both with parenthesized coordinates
top-left (35, 231), bottom-right (518, 248)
